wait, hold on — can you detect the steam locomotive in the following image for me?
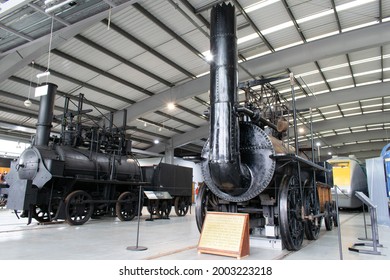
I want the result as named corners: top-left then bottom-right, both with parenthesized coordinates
top-left (6, 84), bottom-right (192, 225)
top-left (195, 3), bottom-right (336, 251)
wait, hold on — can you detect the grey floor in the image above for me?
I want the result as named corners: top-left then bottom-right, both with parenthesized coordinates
top-left (0, 206), bottom-right (389, 260)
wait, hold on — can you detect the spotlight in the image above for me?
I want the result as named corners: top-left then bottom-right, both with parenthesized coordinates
top-left (167, 102), bottom-right (175, 110)
top-left (36, 71), bottom-right (50, 79)
top-left (154, 139), bottom-right (160, 144)
top-left (24, 99), bottom-right (32, 107)
top-left (205, 52), bottom-right (213, 62)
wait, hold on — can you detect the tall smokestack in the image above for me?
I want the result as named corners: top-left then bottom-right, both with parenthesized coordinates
top-left (208, 3), bottom-right (249, 194)
top-left (35, 83), bottom-right (57, 146)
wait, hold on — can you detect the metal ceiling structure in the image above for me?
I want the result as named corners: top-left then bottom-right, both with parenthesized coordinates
top-left (0, 0), bottom-right (389, 160)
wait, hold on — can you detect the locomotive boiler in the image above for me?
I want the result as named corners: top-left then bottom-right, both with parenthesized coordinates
top-left (195, 3), bottom-right (336, 251)
top-left (6, 84), bottom-right (192, 225)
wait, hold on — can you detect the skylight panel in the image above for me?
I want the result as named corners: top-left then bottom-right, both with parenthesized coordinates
top-left (274, 41), bottom-right (304, 51)
top-left (296, 10), bottom-right (334, 24)
top-left (306, 31), bottom-right (340, 42)
top-left (244, 0), bottom-right (280, 13)
top-left (336, 0), bottom-right (377, 12)
top-left (342, 21), bottom-right (379, 32)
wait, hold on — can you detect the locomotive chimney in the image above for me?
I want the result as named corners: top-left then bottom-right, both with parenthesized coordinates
top-left (35, 83), bottom-right (58, 146)
top-left (208, 3), bottom-right (250, 194)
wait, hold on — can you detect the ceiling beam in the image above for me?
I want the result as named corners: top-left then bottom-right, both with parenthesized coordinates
top-left (115, 22), bottom-right (390, 125)
top-left (147, 124), bottom-right (208, 153)
top-left (102, 19), bottom-right (196, 79)
top-left (295, 82), bottom-right (390, 110)
top-left (300, 130), bottom-right (390, 147)
top-left (0, 0), bottom-right (141, 84)
top-left (304, 112), bottom-right (390, 134)
top-left (244, 21), bottom-right (390, 77)
top-left (322, 142), bottom-right (386, 158)
top-left (123, 81), bottom-right (390, 148)
top-left (8, 75), bottom-right (115, 112)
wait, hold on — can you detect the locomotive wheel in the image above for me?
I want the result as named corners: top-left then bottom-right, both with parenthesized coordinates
top-left (147, 200), bottom-right (159, 215)
top-left (303, 186), bottom-right (322, 240)
top-left (65, 190), bottom-right (94, 226)
top-left (174, 196), bottom-right (190, 216)
top-left (279, 175), bottom-right (304, 251)
top-left (116, 191), bottom-right (138, 221)
top-left (324, 201), bottom-right (334, 231)
top-left (158, 200), bottom-right (172, 218)
top-left (195, 184), bottom-right (219, 232)
top-left (31, 204), bottom-right (55, 223)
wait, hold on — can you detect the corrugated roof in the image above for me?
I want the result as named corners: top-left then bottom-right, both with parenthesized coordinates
top-left (0, 0), bottom-right (389, 159)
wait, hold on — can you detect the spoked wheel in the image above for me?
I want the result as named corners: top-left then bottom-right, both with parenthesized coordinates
top-left (31, 204), bottom-right (55, 223)
top-left (279, 174), bottom-right (305, 251)
top-left (195, 184), bottom-right (219, 232)
top-left (158, 200), bottom-right (172, 218)
top-left (303, 182), bottom-right (322, 240)
top-left (324, 201), bottom-right (334, 231)
top-left (147, 200), bottom-right (159, 215)
top-left (174, 196), bottom-right (190, 216)
top-left (116, 191), bottom-right (138, 221)
top-left (65, 190), bottom-right (94, 226)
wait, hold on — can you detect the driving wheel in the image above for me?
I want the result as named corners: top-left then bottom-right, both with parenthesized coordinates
top-left (279, 174), bottom-right (304, 251)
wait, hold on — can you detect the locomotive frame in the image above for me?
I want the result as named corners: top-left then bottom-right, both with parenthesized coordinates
top-left (195, 3), bottom-right (337, 251)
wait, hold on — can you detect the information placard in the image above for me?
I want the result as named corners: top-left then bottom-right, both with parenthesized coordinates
top-left (197, 212), bottom-right (249, 259)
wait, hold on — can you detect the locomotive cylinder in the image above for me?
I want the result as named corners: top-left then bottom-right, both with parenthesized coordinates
top-left (35, 83), bottom-right (57, 146)
top-left (208, 3), bottom-right (250, 195)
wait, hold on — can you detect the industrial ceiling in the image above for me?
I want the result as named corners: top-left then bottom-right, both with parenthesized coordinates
top-left (0, 0), bottom-right (389, 161)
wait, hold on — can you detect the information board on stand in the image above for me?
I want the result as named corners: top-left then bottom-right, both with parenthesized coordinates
top-left (197, 212), bottom-right (249, 259)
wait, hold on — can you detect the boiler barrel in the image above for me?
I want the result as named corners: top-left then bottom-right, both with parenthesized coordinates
top-left (55, 146), bottom-right (141, 181)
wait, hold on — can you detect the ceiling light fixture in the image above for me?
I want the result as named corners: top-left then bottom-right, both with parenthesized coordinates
top-left (45, 0), bottom-right (74, 13)
top-left (36, 71), bottom-right (50, 79)
top-left (36, 16), bottom-right (54, 85)
top-left (167, 102), bottom-right (175, 110)
top-left (154, 139), bottom-right (160, 144)
top-left (205, 52), bottom-right (213, 62)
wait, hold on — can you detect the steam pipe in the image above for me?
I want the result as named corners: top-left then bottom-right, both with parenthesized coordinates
top-left (208, 3), bottom-right (249, 193)
top-left (35, 83), bottom-right (58, 146)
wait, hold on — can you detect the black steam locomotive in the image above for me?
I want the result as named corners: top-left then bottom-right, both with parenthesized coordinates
top-left (6, 84), bottom-right (192, 225)
top-left (195, 3), bottom-right (336, 251)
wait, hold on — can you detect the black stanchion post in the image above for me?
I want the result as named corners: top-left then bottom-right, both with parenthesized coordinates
top-left (334, 185), bottom-right (343, 260)
top-left (127, 186), bottom-right (147, 251)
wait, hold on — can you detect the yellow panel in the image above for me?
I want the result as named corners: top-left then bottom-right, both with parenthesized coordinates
top-left (332, 162), bottom-right (351, 188)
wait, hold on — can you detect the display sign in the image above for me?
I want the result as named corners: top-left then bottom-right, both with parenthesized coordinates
top-left (143, 191), bottom-right (158, 200)
top-left (198, 212), bottom-right (249, 259)
top-left (143, 191), bottom-right (172, 200)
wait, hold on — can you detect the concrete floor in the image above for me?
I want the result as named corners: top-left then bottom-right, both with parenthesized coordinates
top-left (0, 206), bottom-right (389, 260)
